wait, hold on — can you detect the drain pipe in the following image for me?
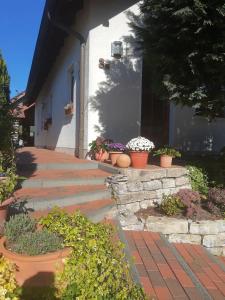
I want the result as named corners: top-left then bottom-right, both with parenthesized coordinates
top-left (47, 13), bottom-right (86, 158)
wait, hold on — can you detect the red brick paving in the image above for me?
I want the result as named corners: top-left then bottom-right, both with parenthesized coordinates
top-left (124, 231), bottom-right (208, 300)
top-left (175, 243), bottom-right (225, 299)
top-left (16, 147), bottom-right (88, 164)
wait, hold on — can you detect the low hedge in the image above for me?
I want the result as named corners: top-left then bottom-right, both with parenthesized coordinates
top-left (40, 208), bottom-right (146, 300)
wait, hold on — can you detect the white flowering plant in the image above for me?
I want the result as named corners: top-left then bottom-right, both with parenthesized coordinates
top-left (126, 136), bottom-right (155, 152)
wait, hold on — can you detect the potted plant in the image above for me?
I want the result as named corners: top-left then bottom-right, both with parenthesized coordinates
top-left (0, 167), bottom-right (17, 224)
top-left (1, 213), bottom-right (70, 286)
top-left (126, 136), bottom-right (155, 169)
top-left (64, 103), bottom-right (74, 115)
top-left (88, 137), bottom-right (109, 162)
top-left (154, 147), bottom-right (181, 168)
top-left (107, 143), bottom-right (126, 166)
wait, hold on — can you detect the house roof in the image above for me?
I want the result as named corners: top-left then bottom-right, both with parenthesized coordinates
top-left (26, 0), bottom-right (83, 103)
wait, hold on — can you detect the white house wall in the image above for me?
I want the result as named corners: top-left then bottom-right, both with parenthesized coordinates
top-left (35, 0), bottom-right (142, 155)
top-left (170, 104), bottom-right (225, 153)
top-left (87, 0), bottom-right (142, 146)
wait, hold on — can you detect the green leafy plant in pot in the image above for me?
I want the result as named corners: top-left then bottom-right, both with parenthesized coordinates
top-left (88, 137), bottom-right (109, 162)
top-left (154, 147), bottom-right (181, 168)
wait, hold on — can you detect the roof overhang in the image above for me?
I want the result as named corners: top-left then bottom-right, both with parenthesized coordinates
top-left (26, 0), bottom-right (83, 104)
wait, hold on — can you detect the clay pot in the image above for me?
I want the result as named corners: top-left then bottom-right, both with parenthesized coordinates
top-left (0, 197), bottom-right (14, 224)
top-left (95, 150), bottom-right (109, 162)
top-left (129, 151), bottom-right (149, 169)
top-left (0, 237), bottom-right (71, 286)
top-left (116, 154), bottom-right (131, 168)
top-left (160, 155), bottom-right (173, 168)
top-left (109, 152), bottom-right (123, 166)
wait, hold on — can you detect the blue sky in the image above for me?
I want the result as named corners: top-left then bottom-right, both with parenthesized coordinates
top-left (0, 0), bottom-right (45, 97)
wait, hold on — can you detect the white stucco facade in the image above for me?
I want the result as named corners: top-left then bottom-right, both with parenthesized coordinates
top-left (34, 0), bottom-right (225, 156)
top-left (35, 0), bottom-right (142, 155)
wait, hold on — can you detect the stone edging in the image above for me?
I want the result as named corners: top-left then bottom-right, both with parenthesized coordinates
top-left (122, 215), bottom-right (225, 256)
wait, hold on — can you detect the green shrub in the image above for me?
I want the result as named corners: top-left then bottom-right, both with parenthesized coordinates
top-left (0, 255), bottom-right (20, 300)
top-left (11, 230), bottom-right (63, 256)
top-left (5, 214), bottom-right (36, 243)
top-left (186, 165), bottom-right (208, 195)
top-left (160, 194), bottom-right (185, 216)
top-left (40, 208), bottom-right (146, 300)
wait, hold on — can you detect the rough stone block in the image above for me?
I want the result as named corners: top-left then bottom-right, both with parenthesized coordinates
top-left (168, 234), bottom-right (201, 244)
top-left (120, 168), bottom-right (167, 181)
top-left (143, 180), bottom-right (162, 191)
top-left (190, 221), bottom-right (220, 235)
top-left (113, 183), bottom-right (128, 195)
top-left (124, 202), bottom-right (140, 213)
top-left (139, 199), bottom-right (155, 209)
top-left (206, 247), bottom-right (223, 256)
top-left (118, 191), bottom-right (157, 204)
top-left (146, 216), bottom-right (188, 234)
top-left (203, 233), bottom-right (225, 248)
top-left (123, 223), bottom-right (144, 231)
top-left (216, 220), bottom-right (225, 233)
top-left (175, 176), bottom-right (190, 186)
top-left (127, 181), bottom-right (143, 192)
top-left (119, 214), bottom-right (140, 227)
top-left (166, 167), bottom-right (187, 178)
top-left (162, 178), bottom-right (175, 189)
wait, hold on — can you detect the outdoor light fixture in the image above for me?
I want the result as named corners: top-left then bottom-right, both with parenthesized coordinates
top-left (111, 41), bottom-right (123, 59)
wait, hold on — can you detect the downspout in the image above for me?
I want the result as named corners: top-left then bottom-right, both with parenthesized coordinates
top-left (47, 13), bottom-right (86, 158)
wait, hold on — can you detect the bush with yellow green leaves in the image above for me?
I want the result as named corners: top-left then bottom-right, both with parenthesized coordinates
top-left (0, 255), bottom-right (20, 300)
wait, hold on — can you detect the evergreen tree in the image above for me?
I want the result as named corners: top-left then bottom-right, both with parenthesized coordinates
top-left (0, 51), bottom-right (14, 165)
top-left (131, 0), bottom-right (225, 119)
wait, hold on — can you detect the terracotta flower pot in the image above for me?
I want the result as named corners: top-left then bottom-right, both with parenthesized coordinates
top-left (109, 152), bottom-right (123, 166)
top-left (160, 155), bottom-right (173, 168)
top-left (116, 154), bottom-right (131, 168)
top-left (0, 197), bottom-right (14, 224)
top-left (0, 237), bottom-right (71, 286)
top-left (129, 151), bottom-right (149, 169)
top-left (95, 150), bottom-right (109, 162)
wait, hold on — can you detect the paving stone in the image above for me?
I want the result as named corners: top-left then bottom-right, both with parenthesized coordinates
top-left (190, 221), bottom-right (220, 235)
top-left (120, 168), bottom-right (167, 181)
top-left (146, 216), bottom-right (188, 234)
top-left (166, 167), bottom-right (187, 178)
top-left (175, 176), bottom-right (190, 186)
top-left (127, 181), bottom-right (143, 192)
top-left (203, 233), bottom-right (225, 247)
top-left (143, 180), bottom-right (162, 191)
top-left (216, 220), bottom-right (225, 232)
top-left (123, 223), bottom-right (144, 231)
top-left (168, 234), bottom-right (201, 244)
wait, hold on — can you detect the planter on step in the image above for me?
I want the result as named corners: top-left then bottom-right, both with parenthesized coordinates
top-left (0, 237), bottom-right (71, 286)
top-left (129, 151), bottom-right (149, 169)
top-left (160, 155), bottom-right (173, 168)
top-left (95, 149), bottom-right (109, 162)
top-left (109, 152), bottom-right (123, 166)
top-left (154, 147), bottom-right (181, 168)
top-left (116, 154), bottom-right (131, 168)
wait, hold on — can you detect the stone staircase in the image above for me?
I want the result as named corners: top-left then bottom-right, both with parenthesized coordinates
top-left (14, 148), bottom-right (115, 222)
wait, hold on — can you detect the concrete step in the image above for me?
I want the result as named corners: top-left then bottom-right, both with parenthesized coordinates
top-left (17, 161), bottom-right (98, 171)
top-left (18, 169), bottom-right (110, 188)
top-left (29, 198), bottom-right (116, 222)
top-left (14, 185), bottom-right (111, 211)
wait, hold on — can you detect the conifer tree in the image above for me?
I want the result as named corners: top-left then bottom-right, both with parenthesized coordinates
top-left (0, 51), bottom-right (14, 165)
top-left (132, 0), bottom-right (225, 119)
